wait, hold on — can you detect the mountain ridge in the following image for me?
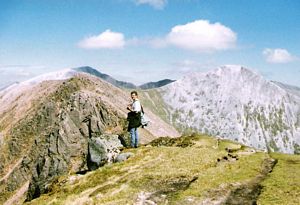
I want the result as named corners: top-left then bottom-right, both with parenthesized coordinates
top-left (139, 79), bottom-right (176, 89)
top-left (0, 66), bottom-right (176, 92)
top-left (2, 65), bottom-right (299, 154)
top-left (0, 73), bottom-right (179, 204)
top-left (73, 66), bottom-right (137, 89)
top-left (1, 65), bottom-right (300, 204)
top-left (142, 65), bottom-right (300, 154)
top-left (74, 66), bottom-right (176, 89)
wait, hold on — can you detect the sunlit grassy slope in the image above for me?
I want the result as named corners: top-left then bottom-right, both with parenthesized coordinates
top-left (27, 134), bottom-right (299, 205)
top-left (139, 89), bottom-right (171, 123)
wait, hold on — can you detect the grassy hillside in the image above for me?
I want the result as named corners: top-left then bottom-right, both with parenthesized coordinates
top-left (139, 89), bottom-right (199, 135)
top-left (25, 134), bottom-right (299, 205)
top-left (139, 89), bottom-right (171, 123)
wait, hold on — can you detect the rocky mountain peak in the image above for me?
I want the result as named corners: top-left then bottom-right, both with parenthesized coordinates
top-left (178, 65), bottom-right (264, 86)
top-left (155, 65), bottom-right (300, 154)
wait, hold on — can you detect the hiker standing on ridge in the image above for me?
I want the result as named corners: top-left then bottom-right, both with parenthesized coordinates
top-left (127, 91), bottom-right (142, 148)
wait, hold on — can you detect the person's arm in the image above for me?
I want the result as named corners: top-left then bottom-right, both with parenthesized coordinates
top-left (127, 103), bottom-right (133, 111)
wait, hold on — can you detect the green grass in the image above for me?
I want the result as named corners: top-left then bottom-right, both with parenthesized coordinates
top-left (174, 152), bottom-right (267, 203)
top-left (139, 89), bottom-right (171, 123)
top-left (257, 153), bottom-right (300, 205)
top-left (27, 135), bottom-right (271, 205)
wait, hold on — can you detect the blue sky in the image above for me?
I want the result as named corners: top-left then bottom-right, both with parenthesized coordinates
top-left (0, 0), bottom-right (299, 87)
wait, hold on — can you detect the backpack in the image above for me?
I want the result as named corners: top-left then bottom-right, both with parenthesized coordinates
top-left (140, 106), bottom-right (150, 127)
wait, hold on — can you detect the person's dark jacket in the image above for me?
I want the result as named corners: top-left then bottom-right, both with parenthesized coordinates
top-left (127, 111), bottom-right (141, 131)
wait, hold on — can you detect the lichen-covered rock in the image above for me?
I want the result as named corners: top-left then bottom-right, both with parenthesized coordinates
top-left (115, 152), bottom-right (134, 163)
top-left (88, 134), bottom-right (123, 170)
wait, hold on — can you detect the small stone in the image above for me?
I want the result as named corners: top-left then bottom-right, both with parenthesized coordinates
top-left (115, 152), bottom-right (134, 163)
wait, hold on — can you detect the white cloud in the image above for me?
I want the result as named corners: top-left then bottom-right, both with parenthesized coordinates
top-left (134, 0), bottom-right (167, 9)
top-left (263, 48), bottom-right (295, 63)
top-left (127, 20), bottom-right (237, 52)
top-left (166, 20), bottom-right (237, 52)
top-left (78, 20), bottom-right (236, 53)
top-left (78, 29), bottom-right (125, 49)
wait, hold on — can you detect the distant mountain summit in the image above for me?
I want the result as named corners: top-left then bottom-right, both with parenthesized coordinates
top-left (139, 79), bottom-right (176, 89)
top-left (11, 65), bottom-right (174, 90)
top-left (142, 65), bottom-right (300, 154)
top-left (73, 66), bottom-right (137, 89)
top-left (74, 66), bottom-right (175, 89)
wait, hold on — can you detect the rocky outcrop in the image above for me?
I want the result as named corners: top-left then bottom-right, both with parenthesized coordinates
top-left (88, 134), bottom-right (123, 170)
top-left (0, 73), bottom-right (179, 204)
top-left (151, 65), bottom-right (300, 153)
top-left (4, 80), bottom-right (126, 202)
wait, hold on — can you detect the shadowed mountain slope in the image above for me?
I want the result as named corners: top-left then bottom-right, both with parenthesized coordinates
top-left (139, 79), bottom-right (176, 90)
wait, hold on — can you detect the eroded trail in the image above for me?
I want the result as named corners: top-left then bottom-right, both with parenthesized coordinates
top-left (223, 157), bottom-right (277, 205)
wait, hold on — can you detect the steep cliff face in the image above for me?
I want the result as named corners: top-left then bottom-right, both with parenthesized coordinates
top-left (0, 74), bottom-right (179, 204)
top-left (145, 65), bottom-right (300, 154)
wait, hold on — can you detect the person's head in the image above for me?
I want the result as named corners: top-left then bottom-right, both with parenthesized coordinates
top-left (131, 91), bottom-right (138, 100)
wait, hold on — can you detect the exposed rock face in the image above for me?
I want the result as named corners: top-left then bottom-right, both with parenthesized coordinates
top-left (150, 65), bottom-right (300, 154)
top-left (88, 134), bottom-right (123, 170)
top-left (9, 81), bottom-right (126, 201)
top-left (0, 74), bottom-right (179, 204)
